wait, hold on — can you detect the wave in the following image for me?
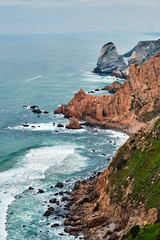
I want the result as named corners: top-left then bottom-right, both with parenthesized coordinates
top-left (0, 144), bottom-right (87, 240)
top-left (8, 122), bottom-right (87, 133)
top-left (24, 75), bottom-right (42, 83)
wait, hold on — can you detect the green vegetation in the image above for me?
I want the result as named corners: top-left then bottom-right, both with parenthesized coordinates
top-left (108, 118), bottom-right (160, 210)
top-left (122, 223), bottom-right (160, 240)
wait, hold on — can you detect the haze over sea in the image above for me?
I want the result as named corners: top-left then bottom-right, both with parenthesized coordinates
top-left (0, 32), bottom-right (159, 240)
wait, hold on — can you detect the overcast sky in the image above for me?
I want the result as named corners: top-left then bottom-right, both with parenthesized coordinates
top-left (0, 0), bottom-right (160, 34)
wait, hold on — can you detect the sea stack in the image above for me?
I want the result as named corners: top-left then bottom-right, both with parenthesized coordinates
top-left (93, 42), bottom-right (126, 77)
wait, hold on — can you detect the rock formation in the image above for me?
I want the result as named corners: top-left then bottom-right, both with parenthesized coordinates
top-left (55, 53), bottom-right (160, 134)
top-left (101, 80), bottom-right (122, 93)
top-left (66, 117), bottom-right (82, 129)
top-left (65, 117), bottom-right (160, 239)
top-left (93, 42), bottom-right (126, 76)
top-left (93, 39), bottom-right (160, 78)
top-left (124, 39), bottom-right (160, 65)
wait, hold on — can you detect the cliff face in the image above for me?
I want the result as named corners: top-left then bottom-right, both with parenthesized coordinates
top-left (65, 117), bottom-right (160, 239)
top-left (124, 39), bottom-right (160, 65)
top-left (55, 53), bottom-right (160, 134)
top-left (94, 39), bottom-right (160, 78)
top-left (93, 42), bottom-right (126, 74)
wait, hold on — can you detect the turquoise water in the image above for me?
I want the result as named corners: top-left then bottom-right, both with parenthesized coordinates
top-left (0, 32), bottom-right (158, 240)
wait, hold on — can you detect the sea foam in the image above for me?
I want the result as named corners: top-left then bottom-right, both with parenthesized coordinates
top-left (0, 144), bottom-right (86, 240)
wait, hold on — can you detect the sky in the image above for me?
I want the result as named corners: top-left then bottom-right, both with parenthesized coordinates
top-left (0, 0), bottom-right (160, 34)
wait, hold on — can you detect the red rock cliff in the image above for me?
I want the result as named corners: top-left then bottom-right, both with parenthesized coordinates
top-left (55, 53), bottom-right (160, 134)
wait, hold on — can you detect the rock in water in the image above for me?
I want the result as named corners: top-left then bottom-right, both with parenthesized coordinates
top-left (93, 42), bottom-right (126, 75)
top-left (55, 182), bottom-right (64, 188)
top-left (66, 117), bottom-right (82, 129)
top-left (57, 123), bottom-right (64, 127)
top-left (102, 80), bottom-right (122, 93)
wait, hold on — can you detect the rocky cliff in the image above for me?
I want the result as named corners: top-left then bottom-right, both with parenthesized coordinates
top-left (65, 116), bottom-right (160, 239)
top-left (124, 39), bottom-right (160, 65)
top-left (93, 39), bottom-right (160, 78)
top-left (55, 53), bottom-right (160, 135)
top-left (93, 42), bottom-right (126, 75)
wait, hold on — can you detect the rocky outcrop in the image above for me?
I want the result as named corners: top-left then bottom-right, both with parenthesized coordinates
top-left (124, 39), bottom-right (160, 65)
top-left (55, 53), bottom-right (160, 134)
top-left (66, 117), bottom-right (82, 129)
top-left (64, 117), bottom-right (160, 239)
top-left (93, 42), bottom-right (126, 76)
top-left (93, 39), bottom-right (160, 78)
top-left (102, 80), bottom-right (122, 93)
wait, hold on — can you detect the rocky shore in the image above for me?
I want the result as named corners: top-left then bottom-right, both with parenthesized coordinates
top-left (45, 116), bottom-right (159, 240)
top-left (52, 49), bottom-right (160, 239)
top-left (55, 53), bottom-right (160, 135)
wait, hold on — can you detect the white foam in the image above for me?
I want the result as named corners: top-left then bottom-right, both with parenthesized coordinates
top-left (82, 72), bottom-right (117, 83)
top-left (0, 144), bottom-right (87, 240)
top-left (24, 75), bottom-right (42, 83)
top-left (8, 122), bottom-right (87, 133)
top-left (8, 123), bottom-right (56, 131)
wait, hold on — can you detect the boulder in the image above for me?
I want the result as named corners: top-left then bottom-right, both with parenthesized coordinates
top-left (57, 123), bottom-right (64, 127)
top-left (37, 189), bottom-right (44, 193)
top-left (51, 223), bottom-right (59, 227)
top-left (102, 81), bottom-right (121, 93)
top-left (87, 215), bottom-right (109, 228)
top-left (64, 227), bottom-right (73, 233)
top-left (66, 117), bottom-right (82, 129)
top-left (32, 109), bottom-right (42, 114)
top-left (49, 198), bottom-right (57, 203)
top-left (23, 124), bottom-right (29, 127)
top-left (43, 210), bottom-right (51, 216)
top-left (30, 105), bottom-right (38, 109)
top-left (64, 220), bottom-right (71, 226)
top-left (55, 182), bottom-right (64, 188)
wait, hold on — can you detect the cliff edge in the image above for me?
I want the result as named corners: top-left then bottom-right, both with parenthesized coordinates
top-left (93, 39), bottom-right (160, 78)
top-left (65, 116), bottom-right (160, 239)
top-left (55, 53), bottom-right (160, 135)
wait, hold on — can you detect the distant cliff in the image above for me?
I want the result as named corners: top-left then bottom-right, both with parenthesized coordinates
top-left (93, 39), bottom-right (160, 78)
top-left (55, 53), bottom-right (160, 134)
top-left (93, 42), bottom-right (126, 76)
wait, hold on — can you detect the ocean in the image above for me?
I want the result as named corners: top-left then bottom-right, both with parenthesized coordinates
top-left (0, 32), bottom-right (158, 240)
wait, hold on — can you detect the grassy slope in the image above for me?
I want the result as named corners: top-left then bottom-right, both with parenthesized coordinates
top-left (122, 223), bottom-right (160, 240)
top-left (106, 118), bottom-right (160, 239)
top-left (108, 118), bottom-right (160, 210)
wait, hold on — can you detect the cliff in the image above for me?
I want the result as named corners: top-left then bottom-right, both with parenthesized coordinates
top-left (55, 53), bottom-right (160, 135)
top-left (124, 39), bottom-right (160, 65)
top-left (93, 39), bottom-right (160, 78)
top-left (65, 117), bottom-right (160, 239)
top-left (93, 42), bottom-right (126, 75)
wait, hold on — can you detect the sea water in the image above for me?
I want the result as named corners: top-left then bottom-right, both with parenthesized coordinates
top-left (0, 32), bottom-right (158, 240)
